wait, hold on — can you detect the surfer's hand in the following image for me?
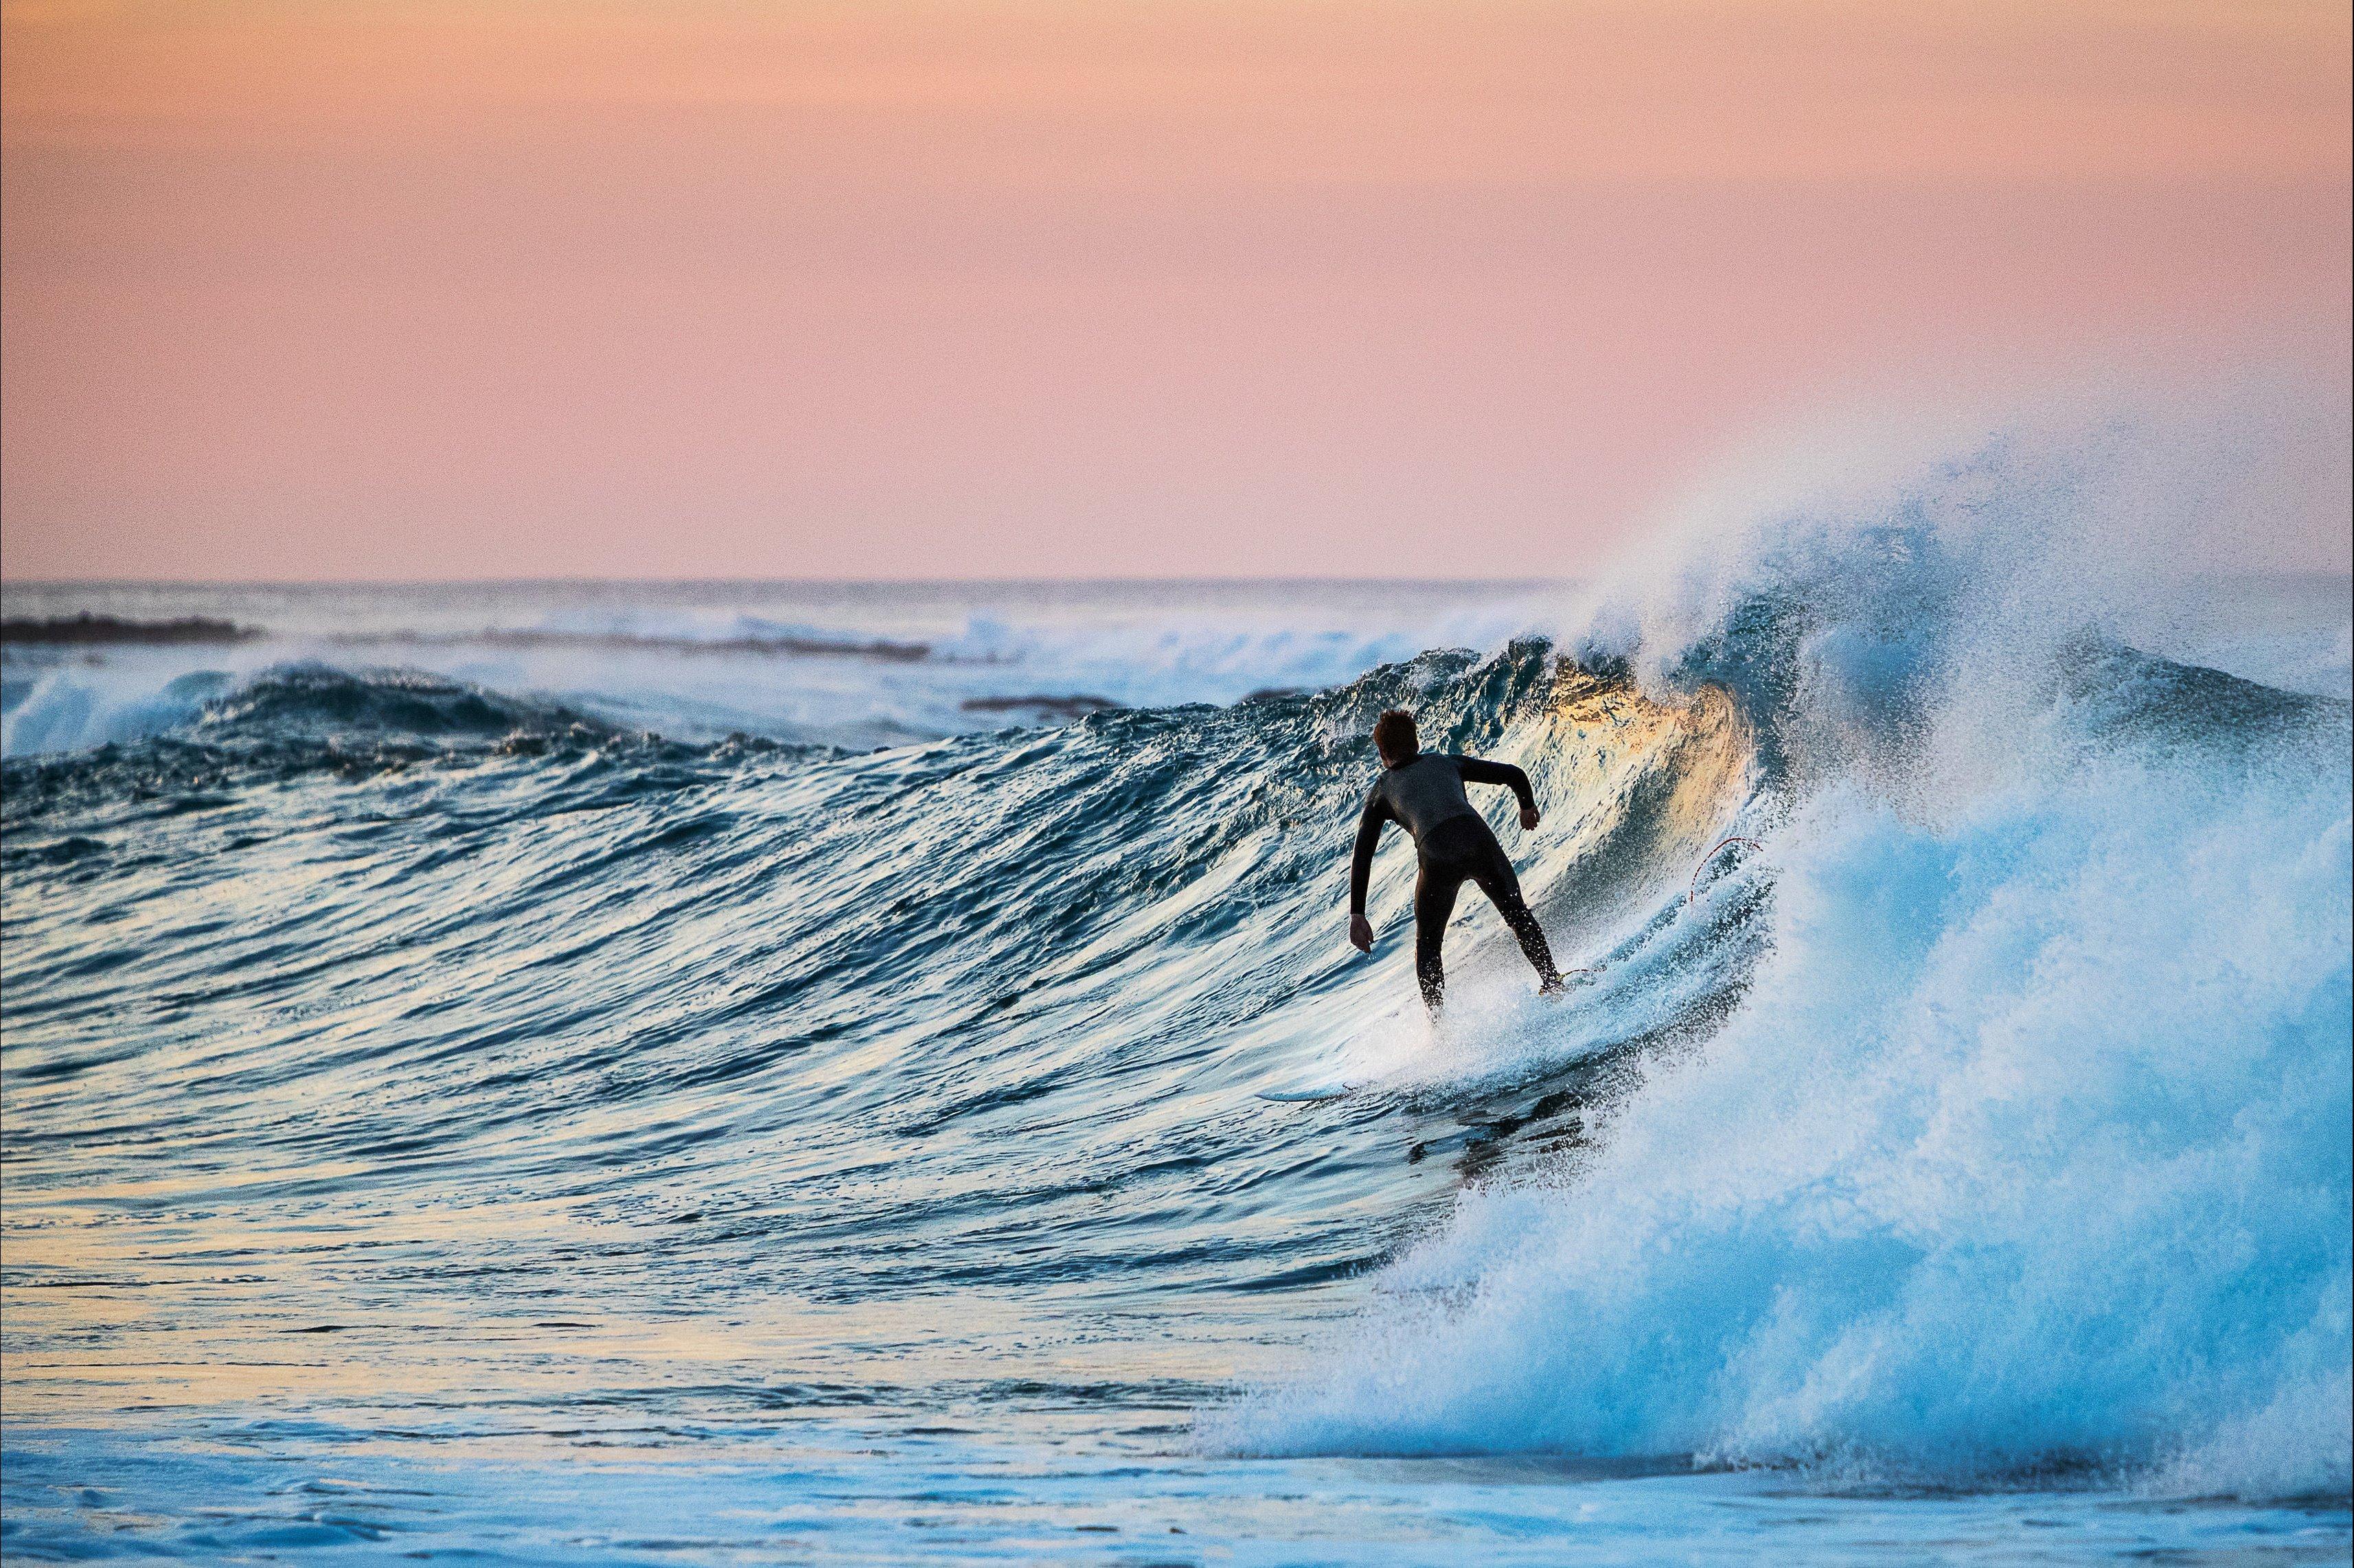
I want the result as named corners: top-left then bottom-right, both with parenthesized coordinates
top-left (1349, 914), bottom-right (1373, 953)
top-left (1520, 805), bottom-right (1540, 831)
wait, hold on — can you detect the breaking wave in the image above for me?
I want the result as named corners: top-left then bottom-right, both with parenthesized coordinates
top-left (1211, 441), bottom-right (2353, 1498)
top-left (3, 439), bottom-right (2346, 1510)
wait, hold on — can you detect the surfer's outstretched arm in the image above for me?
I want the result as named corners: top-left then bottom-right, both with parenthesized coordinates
top-left (1456, 757), bottom-right (1541, 829)
top-left (1347, 793), bottom-right (1393, 952)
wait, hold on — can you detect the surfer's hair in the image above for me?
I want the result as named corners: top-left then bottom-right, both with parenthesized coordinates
top-left (1373, 708), bottom-right (1419, 763)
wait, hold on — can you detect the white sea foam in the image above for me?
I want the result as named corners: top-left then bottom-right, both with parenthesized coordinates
top-left (1216, 417), bottom-right (2353, 1497)
top-left (1222, 747), bottom-right (2349, 1487)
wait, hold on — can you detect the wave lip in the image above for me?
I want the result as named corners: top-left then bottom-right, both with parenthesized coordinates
top-left (1221, 697), bottom-right (2351, 1498)
top-left (191, 661), bottom-right (612, 741)
top-left (1215, 434), bottom-right (2354, 1503)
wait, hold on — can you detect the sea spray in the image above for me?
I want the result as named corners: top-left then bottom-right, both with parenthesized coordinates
top-left (1217, 734), bottom-right (2351, 1491)
top-left (1214, 431), bottom-right (2354, 1496)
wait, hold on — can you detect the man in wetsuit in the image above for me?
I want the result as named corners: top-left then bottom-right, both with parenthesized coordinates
top-left (1348, 708), bottom-right (1562, 1011)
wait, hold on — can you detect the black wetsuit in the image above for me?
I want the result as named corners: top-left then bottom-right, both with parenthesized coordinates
top-left (1349, 752), bottom-right (1561, 1010)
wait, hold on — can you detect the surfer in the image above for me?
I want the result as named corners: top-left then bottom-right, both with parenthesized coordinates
top-left (1348, 708), bottom-right (1563, 1011)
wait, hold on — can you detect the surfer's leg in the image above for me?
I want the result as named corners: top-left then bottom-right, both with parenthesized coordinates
top-left (1413, 864), bottom-right (1464, 1012)
top-left (1471, 834), bottom-right (1562, 989)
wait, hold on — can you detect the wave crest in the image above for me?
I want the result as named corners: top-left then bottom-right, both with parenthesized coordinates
top-left (1214, 433), bottom-right (2353, 1499)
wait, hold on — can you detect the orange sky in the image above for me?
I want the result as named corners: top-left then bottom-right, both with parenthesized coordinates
top-left (3, 1), bottom-right (2347, 580)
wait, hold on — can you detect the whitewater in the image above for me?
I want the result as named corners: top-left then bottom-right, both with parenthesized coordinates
top-left (2, 434), bottom-right (2349, 1563)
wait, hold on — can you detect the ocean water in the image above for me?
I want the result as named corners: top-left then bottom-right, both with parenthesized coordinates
top-left (3, 443), bottom-right (2350, 1563)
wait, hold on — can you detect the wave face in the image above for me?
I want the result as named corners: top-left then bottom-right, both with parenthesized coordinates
top-left (1220, 690), bottom-right (2350, 1488)
top-left (2, 457), bottom-right (2349, 1547)
top-left (5, 624), bottom-right (1655, 1470)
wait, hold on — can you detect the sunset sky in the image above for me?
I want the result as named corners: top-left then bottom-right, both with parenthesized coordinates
top-left (3, 0), bottom-right (2348, 581)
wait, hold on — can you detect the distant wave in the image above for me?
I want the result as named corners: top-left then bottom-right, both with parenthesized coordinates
top-left (0, 617), bottom-right (937, 660)
top-left (1, 613), bottom-right (258, 645)
top-left (0, 592), bottom-right (1579, 759)
top-left (329, 627), bottom-right (937, 662)
top-left (959, 693), bottom-right (1121, 718)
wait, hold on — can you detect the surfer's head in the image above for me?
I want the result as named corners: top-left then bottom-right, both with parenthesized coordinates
top-left (1373, 708), bottom-right (1419, 767)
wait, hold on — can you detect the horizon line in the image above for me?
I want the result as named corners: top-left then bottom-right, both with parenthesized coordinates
top-left (0, 573), bottom-right (1586, 592)
top-left (7, 568), bottom-right (2349, 593)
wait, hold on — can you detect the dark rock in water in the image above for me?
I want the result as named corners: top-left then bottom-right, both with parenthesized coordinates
top-left (1, 613), bottom-right (258, 645)
top-left (960, 694), bottom-right (1121, 719)
top-left (674, 632), bottom-right (933, 662)
top-left (1241, 687), bottom-right (1307, 704)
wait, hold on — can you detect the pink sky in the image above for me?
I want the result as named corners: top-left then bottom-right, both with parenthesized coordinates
top-left (3, 1), bottom-right (2347, 581)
